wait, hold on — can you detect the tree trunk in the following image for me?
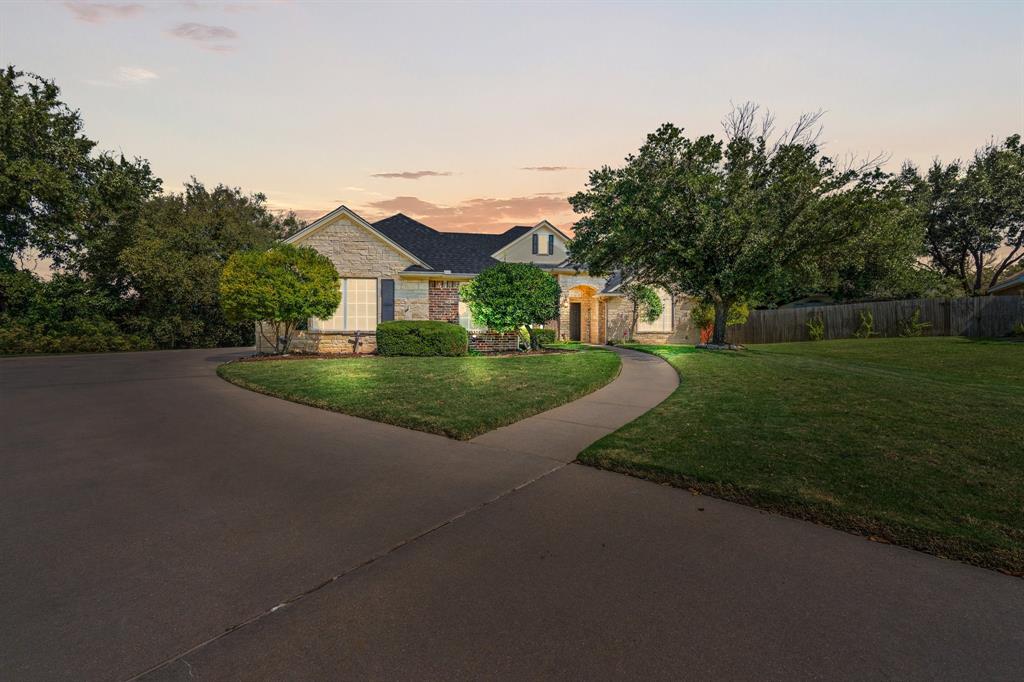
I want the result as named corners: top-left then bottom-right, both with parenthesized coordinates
top-left (526, 326), bottom-right (540, 351)
top-left (711, 300), bottom-right (729, 346)
top-left (280, 321), bottom-right (293, 354)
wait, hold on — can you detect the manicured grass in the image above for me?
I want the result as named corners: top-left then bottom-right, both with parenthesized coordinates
top-left (218, 348), bottom-right (620, 440)
top-left (580, 337), bottom-right (1024, 575)
top-left (545, 341), bottom-right (588, 351)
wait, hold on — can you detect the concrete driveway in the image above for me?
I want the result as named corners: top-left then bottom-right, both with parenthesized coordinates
top-left (1, 348), bottom-right (1022, 680)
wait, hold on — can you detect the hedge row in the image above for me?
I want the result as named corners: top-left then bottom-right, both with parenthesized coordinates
top-left (376, 320), bottom-right (469, 356)
top-left (0, 320), bottom-right (156, 355)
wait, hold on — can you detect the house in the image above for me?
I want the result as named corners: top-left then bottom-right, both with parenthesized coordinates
top-left (989, 272), bottom-right (1024, 296)
top-left (265, 205), bottom-right (697, 354)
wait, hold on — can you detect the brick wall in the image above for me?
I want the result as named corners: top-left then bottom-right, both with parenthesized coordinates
top-left (469, 332), bottom-right (519, 352)
top-left (429, 280), bottom-right (460, 323)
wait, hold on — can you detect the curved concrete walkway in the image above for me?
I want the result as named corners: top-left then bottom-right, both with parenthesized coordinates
top-left (471, 346), bottom-right (678, 461)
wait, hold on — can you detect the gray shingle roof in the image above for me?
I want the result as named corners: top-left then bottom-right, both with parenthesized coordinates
top-left (369, 214), bottom-right (621, 293)
top-left (372, 214), bottom-right (530, 273)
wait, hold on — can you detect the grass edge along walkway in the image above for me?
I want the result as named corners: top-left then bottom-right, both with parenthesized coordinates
top-left (578, 338), bottom-right (1024, 576)
top-left (218, 348), bottom-right (621, 441)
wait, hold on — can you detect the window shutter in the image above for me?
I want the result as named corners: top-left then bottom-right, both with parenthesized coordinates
top-left (548, 234), bottom-right (554, 255)
top-left (380, 279), bottom-right (395, 321)
top-left (532, 234), bottom-right (538, 254)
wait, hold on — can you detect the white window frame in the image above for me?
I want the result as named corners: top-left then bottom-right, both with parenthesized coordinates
top-left (311, 278), bottom-right (378, 332)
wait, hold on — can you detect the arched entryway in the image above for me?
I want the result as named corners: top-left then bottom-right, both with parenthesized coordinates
top-left (560, 285), bottom-right (604, 343)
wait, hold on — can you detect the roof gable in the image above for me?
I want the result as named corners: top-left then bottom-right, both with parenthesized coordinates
top-left (283, 206), bottom-right (431, 269)
top-left (490, 220), bottom-right (570, 260)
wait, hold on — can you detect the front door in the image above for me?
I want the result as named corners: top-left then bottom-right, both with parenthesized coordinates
top-left (569, 302), bottom-right (581, 341)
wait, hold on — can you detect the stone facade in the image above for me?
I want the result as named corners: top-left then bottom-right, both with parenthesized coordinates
top-left (605, 295), bottom-right (700, 345)
top-left (395, 279), bottom-right (429, 320)
top-left (255, 323), bottom-right (378, 354)
top-left (556, 274), bottom-right (609, 344)
top-left (257, 213), bottom-right (422, 354)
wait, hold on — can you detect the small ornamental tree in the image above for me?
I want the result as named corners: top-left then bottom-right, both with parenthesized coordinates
top-left (219, 244), bottom-right (340, 354)
top-left (459, 262), bottom-right (561, 350)
top-left (621, 282), bottom-right (663, 340)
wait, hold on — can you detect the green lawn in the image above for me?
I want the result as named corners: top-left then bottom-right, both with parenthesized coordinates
top-left (218, 348), bottom-right (620, 440)
top-left (580, 337), bottom-right (1024, 575)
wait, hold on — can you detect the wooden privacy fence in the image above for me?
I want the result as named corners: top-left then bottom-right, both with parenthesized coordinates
top-left (725, 296), bottom-right (1024, 345)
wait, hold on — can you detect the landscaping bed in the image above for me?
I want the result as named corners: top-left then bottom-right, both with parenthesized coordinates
top-left (219, 347), bottom-right (620, 439)
top-left (579, 337), bottom-right (1024, 575)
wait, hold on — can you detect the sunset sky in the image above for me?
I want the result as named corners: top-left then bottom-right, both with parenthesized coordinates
top-left (2, 1), bottom-right (1021, 232)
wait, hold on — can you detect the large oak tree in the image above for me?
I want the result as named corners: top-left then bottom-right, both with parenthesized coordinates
top-left (902, 134), bottom-right (1024, 295)
top-left (568, 105), bottom-right (900, 345)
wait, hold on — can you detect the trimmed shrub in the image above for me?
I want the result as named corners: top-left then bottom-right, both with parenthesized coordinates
top-left (376, 321), bottom-right (468, 357)
top-left (533, 328), bottom-right (557, 345)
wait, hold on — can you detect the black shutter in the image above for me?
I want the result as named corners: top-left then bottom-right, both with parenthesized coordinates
top-left (532, 234), bottom-right (538, 254)
top-left (548, 234), bottom-right (554, 255)
top-left (381, 279), bottom-right (395, 321)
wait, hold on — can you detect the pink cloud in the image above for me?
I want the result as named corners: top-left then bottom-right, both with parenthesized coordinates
top-left (64, 2), bottom-right (143, 23)
top-left (370, 170), bottom-right (452, 180)
top-left (361, 194), bottom-right (575, 233)
top-left (520, 166), bottom-right (575, 172)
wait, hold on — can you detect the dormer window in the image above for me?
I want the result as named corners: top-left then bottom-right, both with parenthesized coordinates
top-left (532, 233), bottom-right (555, 256)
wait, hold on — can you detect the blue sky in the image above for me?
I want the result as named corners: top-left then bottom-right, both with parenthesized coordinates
top-left (2, 1), bottom-right (1021, 231)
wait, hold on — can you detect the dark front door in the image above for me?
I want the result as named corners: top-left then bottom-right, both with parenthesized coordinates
top-left (569, 302), bottom-right (582, 341)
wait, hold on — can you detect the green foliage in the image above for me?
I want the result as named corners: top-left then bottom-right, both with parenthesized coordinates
top-left (621, 282), bottom-right (663, 339)
top-left (460, 263), bottom-right (561, 350)
top-left (121, 181), bottom-right (283, 348)
top-left (0, 66), bottom-right (96, 268)
top-left (0, 270), bottom-right (152, 354)
top-left (0, 319), bottom-right (154, 354)
top-left (853, 310), bottom-right (877, 339)
top-left (1, 66), bottom-right (305, 352)
top-left (903, 135), bottom-right (1024, 295)
top-left (376, 320), bottom-right (469, 357)
top-left (690, 300), bottom-right (748, 328)
top-left (1012, 321), bottom-right (1024, 337)
top-left (806, 314), bottom-right (825, 341)
top-left (569, 104), bottom-right (896, 345)
top-left (897, 307), bottom-right (933, 337)
top-left (220, 244), bottom-right (340, 354)
top-left (532, 328), bottom-right (557, 345)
